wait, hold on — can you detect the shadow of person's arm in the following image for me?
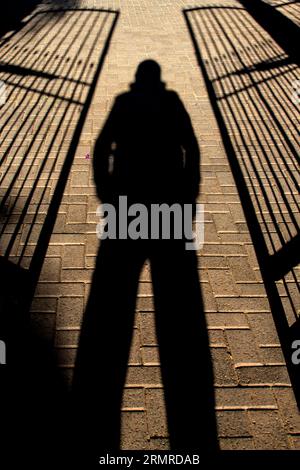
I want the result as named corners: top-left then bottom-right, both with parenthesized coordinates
top-left (93, 98), bottom-right (120, 203)
top-left (176, 94), bottom-right (200, 204)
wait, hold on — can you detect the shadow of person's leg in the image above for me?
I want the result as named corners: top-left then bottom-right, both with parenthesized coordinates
top-left (72, 239), bottom-right (144, 454)
top-left (150, 241), bottom-right (218, 452)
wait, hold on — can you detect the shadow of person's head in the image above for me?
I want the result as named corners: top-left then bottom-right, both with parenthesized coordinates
top-left (131, 59), bottom-right (165, 91)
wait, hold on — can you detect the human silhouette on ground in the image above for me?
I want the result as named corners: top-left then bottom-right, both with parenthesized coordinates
top-left (72, 60), bottom-right (218, 454)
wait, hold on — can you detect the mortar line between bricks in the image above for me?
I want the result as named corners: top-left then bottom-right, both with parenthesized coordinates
top-left (235, 363), bottom-right (288, 367)
top-left (214, 294), bottom-right (268, 298)
top-left (216, 406), bottom-right (278, 410)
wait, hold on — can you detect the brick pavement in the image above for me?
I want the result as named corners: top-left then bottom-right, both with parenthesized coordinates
top-left (0, 0), bottom-right (299, 451)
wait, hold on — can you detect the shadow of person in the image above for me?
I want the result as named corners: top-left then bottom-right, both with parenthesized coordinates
top-left (72, 60), bottom-right (218, 455)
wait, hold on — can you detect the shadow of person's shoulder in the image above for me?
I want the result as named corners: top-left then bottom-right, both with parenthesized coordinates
top-left (110, 90), bottom-right (134, 110)
top-left (165, 89), bottom-right (179, 98)
top-left (113, 85), bottom-right (182, 105)
top-left (164, 88), bottom-right (182, 104)
top-left (115, 90), bottom-right (131, 100)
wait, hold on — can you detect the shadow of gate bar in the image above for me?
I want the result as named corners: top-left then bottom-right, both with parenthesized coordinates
top-left (183, 1), bottom-right (300, 406)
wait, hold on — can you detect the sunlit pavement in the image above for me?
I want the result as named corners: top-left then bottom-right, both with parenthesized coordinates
top-left (0, 0), bottom-right (299, 450)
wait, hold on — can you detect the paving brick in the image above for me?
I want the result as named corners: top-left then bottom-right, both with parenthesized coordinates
top-left (216, 172), bottom-right (236, 187)
top-left (149, 438), bottom-right (170, 450)
top-left (206, 313), bottom-right (249, 329)
top-left (62, 245), bottom-right (85, 268)
top-left (259, 346), bottom-right (285, 364)
top-left (202, 244), bottom-right (247, 256)
top-left (55, 329), bottom-right (80, 347)
top-left (71, 171), bottom-right (89, 187)
top-left (237, 365), bottom-right (291, 386)
top-left (249, 410), bottom-right (290, 449)
top-left (220, 233), bottom-right (252, 243)
top-left (202, 283), bottom-right (218, 311)
top-left (56, 297), bottom-right (84, 328)
top-left (244, 245), bottom-right (260, 272)
top-left (247, 313), bottom-right (281, 345)
top-left (208, 329), bottom-right (226, 346)
top-left (128, 328), bottom-right (142, 365)
top-left (63, 223), bottom-right (91, 234)
top-left (227, 203), bottom-right (246, 223)
top-left (125, 366), bottom-right (162, 386)
top-left (56, 347), bottom-right (76, 367)
top-left (274, 389), bottom-right (300, 433)
top-left (207, 194), bottom-right (241, 204)
top-left (61, 268), bottom-right (93, 282)
top-left (140, 262), bottom-right (151, 281)
top-left (137, 282), bottom-right (153, 296)
top-left (289, 435), bottom-right (300, 450)
top-left (215, 387), bottom-right (277, 409)
top-left (53, 214), bottom-right (66, 233)
top-left (213, 213), bottom-right (238, 233)
top-left (136, 296), bottom-right (155, 312)
top-left (219, 437), bottom-right (255, 450)
top-left (199, 255), bottom-right (229, 269)
top-left (121, 411), bottom-right (149, 450)
top-left (122, 388), bottom-right (145, 410)
top-left (202, 223), bottom-right (221, 243)
top-left (226, 329), bottom-right (261, 364)
top-left (145, 389), bottom-right (168, 438)
top-left (228, 257), bottom-right (257, 282)
top-left (236, 282), bottom-right (266, 296)
top-left (139, 313), bottom-right (158, 346)
top-left (208, 269), bottom-right (238, 296)
top-left (30, 297), bottom-right (57, 313)
top-left (211, 348), bottom-right (238, 386)
top-left (39, 257), bottom-right (61, 282)
top-left (217, 296), bottom-right (270, 312)
top-left (85, 233), bottom-right (100, 256)
top-left (216, 410), bottom-right (252, 437)
top-left (35, 282), bottom-right (85, 297)
top-left (67, 204), bottom-right (87, 224)
top-left (30, 312), bottom-right (56, 342)
top-left (142, 346), bottom-right (160, 365)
